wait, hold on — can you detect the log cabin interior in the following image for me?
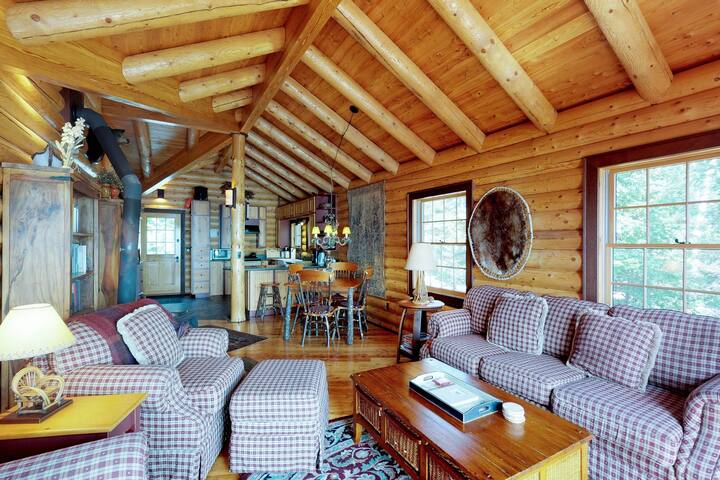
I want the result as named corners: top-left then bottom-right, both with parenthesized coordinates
top-left (0, 0), bottom-right (719, 479)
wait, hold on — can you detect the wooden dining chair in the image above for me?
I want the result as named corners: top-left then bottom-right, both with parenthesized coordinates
top-left (297, 269), bottom-right (339, 347)
top-left (330, 262), bottom-right (359, 302)
top-left (336, 267), bottom-right (373, 340)
top-left (288, 264), bottom-right (304, 334)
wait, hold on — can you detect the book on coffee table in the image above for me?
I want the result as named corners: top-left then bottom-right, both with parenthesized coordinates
top-left (409, 371), bottom-right (502, 423)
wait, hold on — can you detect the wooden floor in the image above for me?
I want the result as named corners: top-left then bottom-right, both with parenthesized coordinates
top-left (203, 314), bottom-right (399, 479)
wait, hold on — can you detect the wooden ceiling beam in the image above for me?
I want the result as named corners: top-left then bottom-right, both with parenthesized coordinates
top-left (142, 132), bottom-right (231, 193)
top-left (212, 88), bottom-right (254, 113)
top-left (333, 0), bottom-right (485, 152)
top-left (6, 0), bottom-right (308, 45)
top-left (187, 128), bottom-right (198, 149)
top-left (245, 157), bottom-right (306, 197)
top-left (122, 28), bottom-right (285, 83)
top-left (255, 117), bottom-right (351, 188)
top-left (584, 0), bottom-right (672, 103)
top-left (266, 100), bottom-right (372, 182)
top-left (133, 120), bottom-right (152, 178)
top-left (179, 64), bottom-right (266, 103)
top-left (244, 167), bottom-right (297, 201)
top-left (2, 72), bottom-right (64, 130)
top-left (240, 0), bottom-right (343, 133)
top-left (246, 131), bottom-right (333, 191)
top-left (302, 45), bottom-right (435, 164)
top-left (428, 0), bottom-right (557, 133)
top-left (281, 77), bottom-right (398, 174)
top-left (246, 143), bottom-right (318, 194)
top-left (100, 99), bottom-right (230, 133)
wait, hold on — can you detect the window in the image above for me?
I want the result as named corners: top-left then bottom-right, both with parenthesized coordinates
top-left (409, 182), bottom-right (472, 305)
top-left (145, 216), bottom-right (177, 255)
top-left (602, 155), bottom-right (720, 316)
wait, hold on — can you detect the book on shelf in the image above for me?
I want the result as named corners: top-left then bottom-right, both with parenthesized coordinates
top-left (71, 243), bottom-right (87, 277)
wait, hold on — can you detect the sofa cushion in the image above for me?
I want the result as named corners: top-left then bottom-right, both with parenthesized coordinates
top-left (610, 304), bottom-right (720, 393)
top-left (178, 356), bottom-right (245, 415)
top-left (52, 322), bottom-right (113, 375)
top-left (117, 304), bottom-right (185, 368)
top-left (542, 296), bottom-right (609, 359)
top-left (429, 334), bottom-right (505, 377)
top-left (487, 294), bottom-right (548, 354)
top-left (481, 352), bottom-right (585, 406)
top-left (552, 377), bottom-right (685, 467)
top-left (463, 286), bottom-right (532, 334)
top-left (568, 312), bottom-right (662, 392)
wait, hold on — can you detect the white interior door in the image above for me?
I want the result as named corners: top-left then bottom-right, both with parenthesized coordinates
top-left (141, 212), bottom-right (182, 295)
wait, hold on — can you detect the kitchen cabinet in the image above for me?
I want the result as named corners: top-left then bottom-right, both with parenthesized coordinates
top-left (191, 200), bottom-right (210, 297)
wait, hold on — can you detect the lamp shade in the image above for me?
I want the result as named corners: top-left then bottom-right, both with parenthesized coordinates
top-left (0, 304), bottom-right (75, 360)
top-left (311, 226), bottom-right (320, 236)
top-left (405, 243), bottom-right (436, 271)
top-left (342, 226), bottom-right (351, 236)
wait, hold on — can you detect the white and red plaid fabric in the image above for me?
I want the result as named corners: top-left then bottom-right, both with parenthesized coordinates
top-left (676, 373), bottom-right (720, 480)
top-left (542, 295), bottom-right (609, 359)
top-left (589, 437), bottom-right (676, 480)
top-left (429, 334), bottom-right (505, 377)
top-left (230, 359), bottom-right (329, 473)
top-left (481, 352), bottom-right (584, 406)
top-left (51, 321), bottom-right (113, 375)
top-left (610, 305), bottom-right (720, 393)
top-left (568, 312), bottom-right (662, 392)
top-left (552, 376), bottom-right (685, 469)
top-left (117, 304), bottom-right (185, 367)
top-left (463, 285), bottom-right (533, 334)
top-left (486, 293), bottom-right (548, 355)
top-left (180, 328), bottom-right (229, 357)
top-left (0, 432), bottom-right (148, 480)
top-left (178, 356), bottom-right (245, 415)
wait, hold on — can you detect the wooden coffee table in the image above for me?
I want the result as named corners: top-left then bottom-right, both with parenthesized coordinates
top-left (352, 359), bottom-right (591, 480)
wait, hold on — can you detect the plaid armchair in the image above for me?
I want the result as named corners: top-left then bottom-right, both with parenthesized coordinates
top-left (0, 432), bottom-right (148, 480)
top-left (37, 300), bottom-right (245, 480)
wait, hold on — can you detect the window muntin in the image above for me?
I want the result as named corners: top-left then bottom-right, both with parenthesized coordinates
top-left (606, 157), bottom-right (720, 316)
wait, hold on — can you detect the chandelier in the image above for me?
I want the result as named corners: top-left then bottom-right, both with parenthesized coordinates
top-left (311, 105), bottom-right (358, 254)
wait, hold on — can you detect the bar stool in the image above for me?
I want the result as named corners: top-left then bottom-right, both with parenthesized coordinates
top-left (256, 282), bottom-right (283, 318)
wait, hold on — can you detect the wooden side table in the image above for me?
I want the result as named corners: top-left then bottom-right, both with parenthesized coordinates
top-left (0, 393), bottom-right (146, 463)
top-left (396, 299), bottom-right (445, 362)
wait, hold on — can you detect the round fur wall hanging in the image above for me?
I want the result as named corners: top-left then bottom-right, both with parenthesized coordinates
top-left (468, 187), bottom-right (533, 280)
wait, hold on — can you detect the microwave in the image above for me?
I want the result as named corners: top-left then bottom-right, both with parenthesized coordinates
top-left (210, 248), bottom-right (231, 261)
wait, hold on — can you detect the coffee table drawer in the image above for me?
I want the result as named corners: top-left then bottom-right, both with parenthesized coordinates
top-left (357, 388), bottom-right (383, 434)
top-left (384, 412), bottom-right (422, 472)
top-left (426, 447), bottom-right (469, 480)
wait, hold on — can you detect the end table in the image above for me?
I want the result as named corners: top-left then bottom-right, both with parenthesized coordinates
top-left (396, 299), bottom-right (445, 362)
top-left (0, 393), bottom-right (146, 463)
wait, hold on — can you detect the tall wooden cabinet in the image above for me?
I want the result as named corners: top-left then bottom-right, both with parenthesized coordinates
top-left (191, 200), bottom-right (210, 297)
top-left (97, 199), bottom-right (122, 308)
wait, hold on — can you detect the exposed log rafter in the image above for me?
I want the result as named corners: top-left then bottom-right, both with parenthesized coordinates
top-left (245, 167), bottom-right (296, 201)
top-left (428, 0), bottom-right (557, 132)
top-left (212, 88), bottom-right (254, 113)
top-left (245, 158), bottom-right (306, 197)
top-left (245, 143), bottom-right (318, 194)
top-left (179, 64), bottom-right (266, 103)
top-left (186, 128), bottom-right (198, 149)
top-left (214, 146), bottom-right (231, 173)
top-left (100, 99), bottom-right (230, 133)
top-left (333, 0), bottom-right (485, 152)
top-left (584, 0), bottom-right (672, 103)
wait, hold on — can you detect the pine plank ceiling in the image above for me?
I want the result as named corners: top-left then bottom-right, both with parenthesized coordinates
top-left (4, 0), bottom-right (720, 196)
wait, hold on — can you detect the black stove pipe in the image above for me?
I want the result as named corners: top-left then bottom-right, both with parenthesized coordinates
top-left (76, 108), bottom-right (140, 304)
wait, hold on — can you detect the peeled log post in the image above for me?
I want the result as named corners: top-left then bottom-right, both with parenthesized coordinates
top-left (265, 100), bottom-right (372, 182)
top-left (255, 117), bottom-right (351, 188)
top-left (333, 0), bottom-right (486, 152)
top-left (428, 0), bottom-right (557, 132)
top-left (230, 133), bottom-right (246, 323)
top-left (246, 131), bottom-right (333, 191)
top-left (133, 120), bottom-right (152, 178)
top-left (281, 77), bottom-right (398, 173)
top-left (584, 0), bottom-right (672, 103)
top-left (122, 28), bottom-right (285, 83)
top-left (302, 45), bottom-right (435, 164)
top-left (212, 88), bottom-right (254, 113)
top-left (179, 64), bottom-right (266, 102)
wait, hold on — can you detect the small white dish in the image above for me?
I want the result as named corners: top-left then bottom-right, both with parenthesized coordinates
top-left (502, 402), bottom-right (526, 424)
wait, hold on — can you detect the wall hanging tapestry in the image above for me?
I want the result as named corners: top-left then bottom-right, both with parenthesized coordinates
top-left (469, 186), bottom-right (533, 280)
top-left (347, 182), bottom-right (386, 297)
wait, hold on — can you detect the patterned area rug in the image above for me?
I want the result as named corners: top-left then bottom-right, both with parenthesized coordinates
top-left (240, 418), bottom-right (409, 480)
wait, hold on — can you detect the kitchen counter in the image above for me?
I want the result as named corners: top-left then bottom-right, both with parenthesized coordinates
top-left (223, 262), bottom-right (321, 271)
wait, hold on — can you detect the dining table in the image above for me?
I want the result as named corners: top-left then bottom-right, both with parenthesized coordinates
top-left (282, 276), bottom-right (363, 345)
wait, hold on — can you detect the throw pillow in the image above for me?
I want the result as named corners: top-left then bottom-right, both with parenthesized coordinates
top-left (486, 293), bottom-right (548, 354)
top-left (117, 305), bottom-right (185, 367)
top-left (567, 311), bottom-right (662, 392)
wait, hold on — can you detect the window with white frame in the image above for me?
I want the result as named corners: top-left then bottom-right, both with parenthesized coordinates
top-left (601, 154), bottom-right (720, 316)
top-left (413, 191), bottom-right (468, 295)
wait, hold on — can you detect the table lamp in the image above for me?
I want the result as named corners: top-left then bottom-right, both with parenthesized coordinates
top-left (0, 304), bottom-right (75, 423)
top-left (405, 243), bottom-right (436, 305)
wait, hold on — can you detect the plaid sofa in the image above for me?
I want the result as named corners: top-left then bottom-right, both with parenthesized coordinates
top-left (35, 299), bottom-right (245, 480)
top-left (0, 432), bottom-right (148, 479)
top-left (421, 286), bottom-right (720, 480)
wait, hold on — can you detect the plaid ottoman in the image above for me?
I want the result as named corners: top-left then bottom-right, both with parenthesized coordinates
top-left (229, 359), bottom-right (329, 473)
